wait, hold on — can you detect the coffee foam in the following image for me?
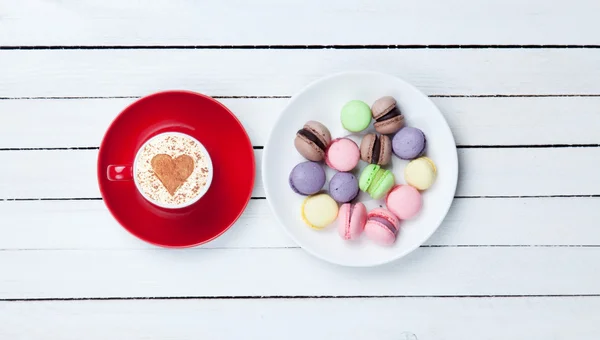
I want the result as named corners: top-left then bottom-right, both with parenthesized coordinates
top-left (135, 134), bottom-right (210, 206)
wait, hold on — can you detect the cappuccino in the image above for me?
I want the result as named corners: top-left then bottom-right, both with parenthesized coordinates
top-left (135, 133), bottom-right (212, 208)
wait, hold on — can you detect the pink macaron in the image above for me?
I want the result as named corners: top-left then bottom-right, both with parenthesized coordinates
top-left (364, 208), bottom-right (400, 246)
top-left (326, 138), bottom-right (360, 172)
top-left (337, 202), bottom-right (367, 240)
top-left (386, 185), bottom-right (423, 220)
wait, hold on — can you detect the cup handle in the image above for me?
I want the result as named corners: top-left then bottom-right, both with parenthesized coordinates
top-left (107, 165), bottom-right (133, 181)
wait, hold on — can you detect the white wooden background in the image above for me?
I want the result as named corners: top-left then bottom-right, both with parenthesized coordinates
top-left (2, 1), bottom-right (600, 338)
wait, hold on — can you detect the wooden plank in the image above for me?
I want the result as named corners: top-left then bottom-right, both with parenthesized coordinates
top-left (1, 198), bottom-right (600, 250)
top-left (0, 149), bottom-right (263, 198)
top-left (2, 1), bottom-right (600, 45)
top-left (1, 297), bottom-right (599, 339)
top-left (2, 97), bottom-right (600, 148)
top-left (1, 148), bottom-right (599, 199)
top-left (0, 247), bottom-right (598, 298)
top-left (2, 49), bottom-right (600, 97)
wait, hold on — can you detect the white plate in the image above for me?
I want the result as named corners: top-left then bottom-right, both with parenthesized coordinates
top-left (263, 71), bottom-right (458, 267)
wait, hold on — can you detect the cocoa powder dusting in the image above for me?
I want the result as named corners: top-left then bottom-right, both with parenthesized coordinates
top-left (135, 134), bottom-right (210, 206)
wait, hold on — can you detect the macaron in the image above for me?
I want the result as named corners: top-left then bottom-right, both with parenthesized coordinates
top-left (329, 172), bottom-right (359, 203)
top-left (371, 96), bottom-right (405, 134)
top-left (364, 208), bottom-right (400, 246)
top-left (341, 100), bottom-right (372, 132)
top-left (360, 133), bottom-right (392, 165)
top-left (405, 157), bottom-right (437, 190)
top-left (337, 202), bottom-right (367, 240)
top-left (326, 138), bottom-right (360, 172)
top-left (294, 120), bottom-right (332, 161)
top-left (289, 161), bottom-right (326, 196)
top-left (359, 164), bottom-right (395, 200)
top-left (301, 193), bottom-right (339, 230)
top-left (392, 127), bottom-right (426, 160)
top-left (386, 185), bottom-right (422, 220)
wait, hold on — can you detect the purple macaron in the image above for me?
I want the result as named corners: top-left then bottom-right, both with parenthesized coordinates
top-left (289, 161), bottom-right (326, 195)
top-left (392, 127), bottom-right (426, 160)
top-left (329, 172), bottom-right (359, 203)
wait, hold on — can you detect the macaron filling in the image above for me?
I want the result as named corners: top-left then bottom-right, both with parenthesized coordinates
top-left (359, 164), bottom-right (378, 191)
top-left (369, 216), bottom-right (397, 234)
top-left (369, 169), bottom-right (386, 193)
top-left (371, 135), bottom-right (381, 164)
top-left (297, 128), bottom-right (326, 151)
top-left (345, 203), bottom-right (355, 238)
top-left (375, 106), bottom-right (401, 122)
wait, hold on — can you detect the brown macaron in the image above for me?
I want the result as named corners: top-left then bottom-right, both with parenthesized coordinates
top-left (360, 133), bottom-right (392, 166)
top-left (371, 96), bottom-right (405, 134)
top-left (294, 120), bottom-right (332, 161)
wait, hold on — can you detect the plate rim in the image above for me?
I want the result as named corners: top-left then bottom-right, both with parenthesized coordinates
top-left (262, 70), bottom-right (458, 267)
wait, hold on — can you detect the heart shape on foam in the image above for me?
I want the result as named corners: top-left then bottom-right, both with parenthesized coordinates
top-left (151, 154), bottom-right (195, 195)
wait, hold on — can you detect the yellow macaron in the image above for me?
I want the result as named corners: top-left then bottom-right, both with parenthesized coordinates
top-left (301, 193), bottom-right (339, 230)
top-left (404, 157), bottom-right (437, 190)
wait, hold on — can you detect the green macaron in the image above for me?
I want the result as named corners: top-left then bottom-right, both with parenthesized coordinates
top-left (359, 164), bottom-right (395, 199)
top-left (341, 100), bottom-right (372, 132)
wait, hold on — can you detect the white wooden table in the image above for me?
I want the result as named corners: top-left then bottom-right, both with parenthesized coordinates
top-left (1, 1), bottom-right (600, 338)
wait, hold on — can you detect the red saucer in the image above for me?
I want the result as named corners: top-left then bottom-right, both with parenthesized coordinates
top-left (97, 90), bottom-right (255, 247)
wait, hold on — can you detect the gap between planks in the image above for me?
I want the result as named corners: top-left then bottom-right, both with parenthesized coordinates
top-left (4, 95), bottom-right (600, 100)
top-left (3, 195), bottom-right (600, 202)
top-left (0, 245), bottom-right (598, 252)
top-left (3, 145), bottom-right (600, 151)
top-left (2, 294), bottom-right (600, 302)
top-left (3, 45), bottom-right (600, 50)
